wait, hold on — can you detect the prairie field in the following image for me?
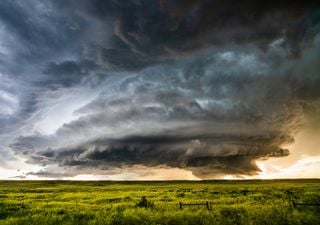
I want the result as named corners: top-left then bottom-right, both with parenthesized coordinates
top-left (0, 180), bottom-right (319, 225)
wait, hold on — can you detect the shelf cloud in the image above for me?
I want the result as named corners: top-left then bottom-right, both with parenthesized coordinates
top-left (0, 0), bottom-right (320, 179)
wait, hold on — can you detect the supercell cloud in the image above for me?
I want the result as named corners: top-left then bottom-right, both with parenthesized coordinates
top-left (0, 0), bottom-right (320, 179)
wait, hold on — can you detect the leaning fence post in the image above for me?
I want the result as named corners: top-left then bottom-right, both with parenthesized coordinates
top-left (179, 202), bottom-right (182, 210)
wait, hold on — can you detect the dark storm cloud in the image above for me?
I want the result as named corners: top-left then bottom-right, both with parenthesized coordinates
top-left (8, 37), bottom-right (320, 177)
top-left (1, 0), bottom-right (320, 178)
top-left (0, 0), bottom-right (88, 71)
top-left (0, 0), bottom-right (93, 163)
top-left (42, 60), bottom-right (98, 87)
top-left (13, 132), bottom-right (291, 178)
top-left (51, 0), bottom-right (320, 69)
top-left (0, 0), bottom-right (94, 136)
top-left (11, 43), bottom-right (314, 178)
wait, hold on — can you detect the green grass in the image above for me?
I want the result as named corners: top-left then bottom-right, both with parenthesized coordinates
top-left (0, 180), bottom-right (319, 225)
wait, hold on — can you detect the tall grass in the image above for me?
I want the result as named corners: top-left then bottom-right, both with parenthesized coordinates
top-left (0, 180), bottom-right (319, 225)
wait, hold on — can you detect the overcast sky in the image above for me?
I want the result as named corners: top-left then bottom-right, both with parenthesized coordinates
top-left (0, 0), bottom-right (320, 180)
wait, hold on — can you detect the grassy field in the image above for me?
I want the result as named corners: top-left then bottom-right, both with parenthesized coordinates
top-left (0, 180), bottom-right (319, 225)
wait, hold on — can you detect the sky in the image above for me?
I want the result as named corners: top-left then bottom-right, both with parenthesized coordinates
top-left (0, 0), bottom-right (320, 180)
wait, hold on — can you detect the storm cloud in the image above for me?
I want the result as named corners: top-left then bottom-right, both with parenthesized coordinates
top-left (1, 0), bottom-right (320, 179)
top-left (61, 0), bottom-right (320, 69)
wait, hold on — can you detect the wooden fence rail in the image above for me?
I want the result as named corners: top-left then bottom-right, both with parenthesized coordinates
top-left (290, 200), bottom-right (320, 208)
